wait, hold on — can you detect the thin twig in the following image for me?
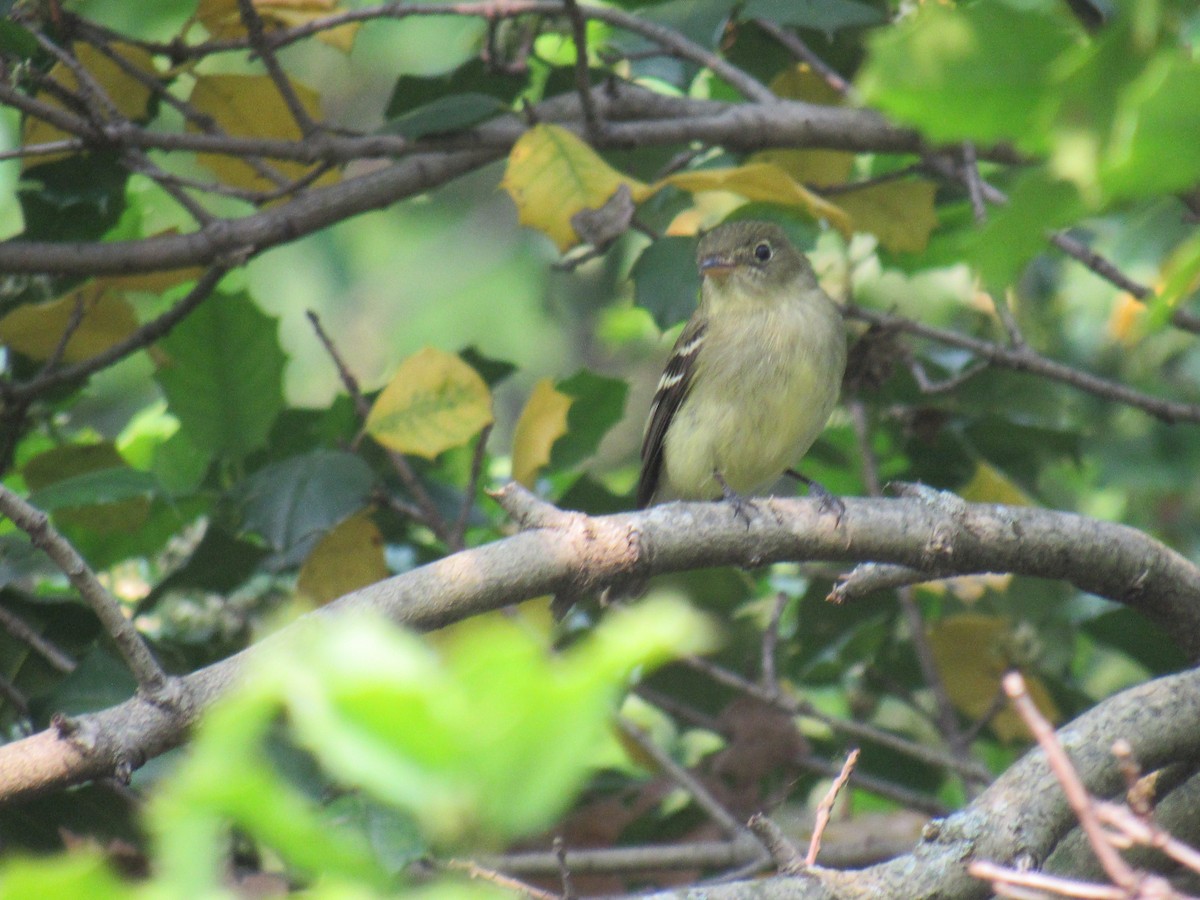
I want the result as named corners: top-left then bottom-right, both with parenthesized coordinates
top-left (969, 860), bottom-right (1128, 900)
top-left (682, 654), bottom-right (993, 784)
top-left (753, 18), bottom-right (852, 97)
top-left (848, 400), bottom-right (883, 501)
top-left (552, 836), bottom-right (574, 900)
top-left (759, 591), bottom-right (788, 693)
top-left (806, 747), bottom-right (859, 866)
top-left (746, 813), bottom-right (805, 874)
top-left (2, 266), bottom-right (230, 403)
top-left (616, 716), bottom-right (767, 854)
top-left (0, 604), bottom-right (77, 674)
top-left (908, 357), bottom-right (991, 395)
top-left (237, 0), bottom-right (319, 136)
top-left (451, 424), bottom-right (493, 549)
top-left (1003, 671), bottom-right (1139, 891)
top-left (0, 672), bottom-right (30, 719)
top-left (0, 487), bottom-right (168, 695)
top-left (898, 585), bottom-right (981, 790)
top-left (443, 858), bottom-right (559, 900)
top-left (305, 311), bottom-right (456, 546)
top-left (562, 0), bottom-right (601, 142)
top-left (845, 304), bottom-right (1200, 425)
top-left (1096, 801), bottom-right (1200, 877)
top-left (962, 141), bottom-right (987, 223)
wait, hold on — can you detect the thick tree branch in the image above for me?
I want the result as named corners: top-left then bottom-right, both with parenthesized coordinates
top-left (1, 491), bottom-right (1197, 803)
top-left (0, 83), bottom-right (953, 276)
top-left (643, 665), bottom-right (1200, 899)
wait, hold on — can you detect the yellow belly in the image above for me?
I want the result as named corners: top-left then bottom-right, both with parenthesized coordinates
top-left (657, 300), bottom-right (844, 502)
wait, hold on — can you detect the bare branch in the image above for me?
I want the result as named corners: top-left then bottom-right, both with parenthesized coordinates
top-left (846, 304), bottom-right (1200, 425)
top-left (2, 266), bottom-right (230, 403)
top-left (0, 487), bottom-right (168, 695)
top-left (1003, 671), bottom-right (1138, 890)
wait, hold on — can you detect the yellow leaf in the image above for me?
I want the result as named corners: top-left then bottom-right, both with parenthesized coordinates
top-left (750, 148), bottom-right (855, 191)
top-left (501, 124), bottom-right (650, 251)
top-left (297, 511), bottom-right (389, 605)
top-left (196, 0), bottom-right (359, 52)
top-left (365, 347), bottom-right (493, 459)
top-left (959, 461), bottom-right (1034, 507)
top-left (0, 284), bottom-right (137, 363)
top-left (769, 64), bottom-right (844, 106)
top-left (511, 378), bottom-right (573, 487)
top-left (918, 573), bottom-right (1012, 605)
top-left (832, 179), bottom-right (939, 253)
top-left (23, 43), bottom-right (157, 166)
top-left (660, 164), bottom-right (852, 237)
top-left (187, 74), bottom-right (339, 191)
top-left (1108, 292), bottom-right (1146, 345)
top-left (928, 614), bottom-right (1060, 743)
top-left (756, 66), bottom-right (854, 187)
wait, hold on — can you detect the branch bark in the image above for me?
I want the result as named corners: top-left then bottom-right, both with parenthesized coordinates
top-left (1, 489), bottom-right (1197, 803)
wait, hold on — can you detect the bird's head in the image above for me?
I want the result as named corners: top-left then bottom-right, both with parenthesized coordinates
top-left (695, 221), bottom-right (812, 305)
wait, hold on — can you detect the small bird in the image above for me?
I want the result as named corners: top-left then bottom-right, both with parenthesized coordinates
top-left (636, 220), bottom-right (847, 515)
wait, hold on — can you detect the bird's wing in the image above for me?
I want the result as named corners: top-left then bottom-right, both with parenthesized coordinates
top-left (637, 316), bottom-right (707, 508)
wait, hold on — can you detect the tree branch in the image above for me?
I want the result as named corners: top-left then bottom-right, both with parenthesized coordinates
top-left (1, 490), bottom-right (1197, 802)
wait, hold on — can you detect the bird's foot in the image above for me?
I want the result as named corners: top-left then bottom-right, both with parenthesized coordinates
top-left (714, 470), bottom-right (755, 528)
top-left (785, 468), bottom-right (846, 527)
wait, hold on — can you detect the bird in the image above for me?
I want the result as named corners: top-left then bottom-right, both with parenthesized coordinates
top-left (636, 220), bottom-right (847, 517)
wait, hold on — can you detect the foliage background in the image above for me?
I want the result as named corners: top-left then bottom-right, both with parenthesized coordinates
top-left (0, 0), bottom-right (1199, 896)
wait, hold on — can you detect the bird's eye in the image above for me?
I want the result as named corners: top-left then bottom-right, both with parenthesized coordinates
top-left (754, 242), bottom-right (772, 262)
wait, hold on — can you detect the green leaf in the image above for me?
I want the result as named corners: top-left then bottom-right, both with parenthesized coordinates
top-left (19, 151), bottom-right (129, 242)
top-left (155, 292), bottom-right (286, 459)
top-left (0, 21), bottom-right (38, 58)
top-left (744, 0), bottom-right (883, 37)
top-left (385, 60), bottom-right (526, 119)
top-left (970, 169), bottom-right (1085, 290)
top-left (549, 370), bottom-right (629, 472)
top-left (458, 346), bottom-right (517, 387)
top-left (858, 0), bottom-right (1077, 152)
top-left (1101, 51), bottom-right (1200, 199)
top-left (631, 236), bottom-right (700, 330)
top-left (382, 93), bottom-right (508, 139)
top-left (43, 645), bottom-right (137, 718)
top-left (0, 852), bottom-right (128, 899)
top-left (23, 443), bottom-right (152, 533)
top-left (233, 450), bottom-right (375, 565)
top-left (140, 527), bottom-right (269, 613)
top-left (27, 466), bottom-right (159, 513)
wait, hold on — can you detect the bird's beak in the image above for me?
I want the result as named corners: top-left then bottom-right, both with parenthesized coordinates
top-left (698, 255), bottom-right (736, 281)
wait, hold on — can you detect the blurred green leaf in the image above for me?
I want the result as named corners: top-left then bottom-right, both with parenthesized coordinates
top-left (151, 599), bottom-right (713, 866)
top-left (631, 236), bottom-right (700, 330)
top-left (0, 852), bottom-right (128, 899)
top-left (155, 292), bottom-right (286, 459)
top-left (382, 93), bottom-right (508, 139)
top-left (385, 60), bottom-right (526, 119)
top-left (971, 170), bottom-right (1085, 290)
top-left (858, 0), bottom-right (1076, 152)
